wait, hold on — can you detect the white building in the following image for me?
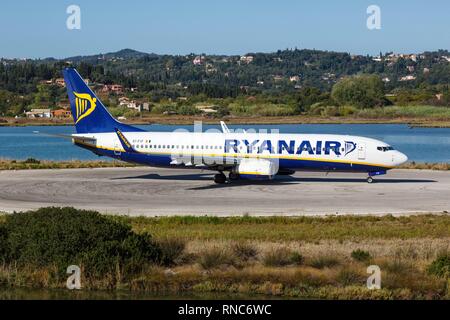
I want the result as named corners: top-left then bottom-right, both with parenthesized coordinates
top-left (240, 55), bottom-right (254, 64)
top-left (399, 75), bottom-right (416, 81)
top-left (26, 109), bottom-right (52, 118)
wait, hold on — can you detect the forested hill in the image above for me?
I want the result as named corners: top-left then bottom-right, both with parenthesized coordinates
top-left (2, 48), bottom-right (450, 117)
top-left (3, 48), bottom-right (450, 94)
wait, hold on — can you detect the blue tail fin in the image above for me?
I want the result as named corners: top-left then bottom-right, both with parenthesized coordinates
top-left (63, 68), bottom-right (143, 134)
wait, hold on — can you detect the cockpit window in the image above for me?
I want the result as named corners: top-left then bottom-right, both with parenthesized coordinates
top-left (377, 146), bottom-right (394, 152)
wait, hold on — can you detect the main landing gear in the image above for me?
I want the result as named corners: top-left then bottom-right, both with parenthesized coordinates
top-left (367, 176), bottom-right (374, 184)
top-left (229, 172), bottom-right (240, 181)
top-left (214, 172), bottom-right (227, 184)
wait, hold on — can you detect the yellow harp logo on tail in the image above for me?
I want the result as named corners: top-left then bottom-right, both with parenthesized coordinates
top-left (73, 92), bottom-right (97, 124)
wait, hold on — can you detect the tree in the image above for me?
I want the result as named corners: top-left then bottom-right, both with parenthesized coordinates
top-left (331, 75), bottom-right (386, 108)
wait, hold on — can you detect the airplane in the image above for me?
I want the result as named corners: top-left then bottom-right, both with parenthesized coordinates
top-left (61, 68), bottom-right (408, 184)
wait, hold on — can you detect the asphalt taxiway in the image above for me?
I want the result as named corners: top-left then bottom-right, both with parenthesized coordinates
top-left (0, 168), bottom-right (448, 216)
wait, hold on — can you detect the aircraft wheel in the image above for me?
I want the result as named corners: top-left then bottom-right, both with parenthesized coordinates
top-left (214, 173), bottom-right (227, 184)
top-left (229, 172), bottom-right (240, 181)
top-left (367, 176), bottom-right (374, 184)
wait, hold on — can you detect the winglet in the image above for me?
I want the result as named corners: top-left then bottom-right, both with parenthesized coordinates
top-left (220, 121), bottom-right (230, 134)
top-left (114, 128), bottom-right (136, 153)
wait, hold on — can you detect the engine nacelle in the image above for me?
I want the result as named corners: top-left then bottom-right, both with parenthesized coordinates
top-left (235, 158), bottom-right (279, 180)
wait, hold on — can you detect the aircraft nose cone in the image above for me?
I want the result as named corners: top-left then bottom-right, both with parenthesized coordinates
top-left (396, 152), bottom-right (408, 166)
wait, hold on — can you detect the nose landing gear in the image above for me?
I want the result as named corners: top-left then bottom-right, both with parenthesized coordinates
top-left (367, 170), bottom-right (386, 183)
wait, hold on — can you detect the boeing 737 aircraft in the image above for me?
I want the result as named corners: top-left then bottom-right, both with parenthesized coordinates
top-left (62, 68), bottom-right (408, 184)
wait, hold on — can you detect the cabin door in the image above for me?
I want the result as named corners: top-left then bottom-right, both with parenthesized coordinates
top-left (357, 143), bottom-right (366, 160)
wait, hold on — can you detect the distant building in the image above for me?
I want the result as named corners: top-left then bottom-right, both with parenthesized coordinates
top-left (193, 56), bottom-right (205, 65)
top-left (273, 75), bottom-right (284, 82)
top-left (55, 78), bottom-right (66, 87)
top-left (399, 75), bottom-right (416, 81)
top-left (142, 103), bottom-right (150, 111)
top-left (118, 97), bottom-right (130, 105)
top-left (102, 84), bottom-right (124, 94)
top-left (382, 77), bottom-right (391, 83)
top-left (51, 109), bottom-right (71, 118)
top-left (195, 105), bottom-right (217, 114)
top-left (39, 80), bottom-right (53, 85)
top-left (240, 55), bottom-right (254, 64)
top-left (289, 75), bottom-right (300, 82)
top-left (26, 109), bottom-right (52, 118)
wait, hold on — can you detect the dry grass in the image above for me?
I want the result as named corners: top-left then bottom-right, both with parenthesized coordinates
top-left (1, 213), bottom-right (450, 299)
top-left (123, 215), bottom-right (450, 242)
top-left (399, 162), bottom-right (450, 170)
top-left (0, 159), bottom-right (136, 170)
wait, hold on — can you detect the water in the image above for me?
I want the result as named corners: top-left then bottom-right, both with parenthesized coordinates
top-left (0, 124), bottom-right (449, 163)
top-left (0, 287), bottom-right (273, 300)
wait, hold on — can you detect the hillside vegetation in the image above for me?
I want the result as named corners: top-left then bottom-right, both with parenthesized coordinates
top-left (1, 49), bottom-right (450, 126)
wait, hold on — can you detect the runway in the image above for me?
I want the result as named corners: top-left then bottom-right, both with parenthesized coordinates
top-left (0, 168), bottom-right (449, 216)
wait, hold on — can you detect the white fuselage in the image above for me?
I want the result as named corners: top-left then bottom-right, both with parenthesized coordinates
top-left (73, 131), bottom-right (408, 174)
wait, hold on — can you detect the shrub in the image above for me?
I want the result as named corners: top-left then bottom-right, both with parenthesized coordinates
top-left (428, 253), bottom-right (450, 278)
top-left (24, 158), bottom-right (40, 164)
top-left (156, 237), bottom-right (186, 266)
top-left (310, 256), bottom-right (340, 269)
top-left (262, 248), bottom-right (303, 267)
top-left (1, 207), bottom-right (161, 278)
top-left (199, 247), bottom-right (234, 270)
top-left (289, 251), bottom-right (304, 266)
top-left (351, 249), bottom-right (372, 262)
top-left (231, 242), bottom-right (258, 262)
top-left (336, 268), bottom-right (364, 286)
top-left (331, 74), bottom-right (386, 108)
top-left (0, 224), bottom-right (7, 260)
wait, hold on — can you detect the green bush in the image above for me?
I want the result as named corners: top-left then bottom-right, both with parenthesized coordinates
top-left (0, 207), bottom-right (161, 278)
top-left (24, 158), bottom-right (40, 164)
top-left (289, 251), bottom-right (304, 266)
top-left (0, 224), bottom-right (7, 261)
top-left (310, 256), bottom-right (340, 269)
top-left (262, 248), bottom-right (303, 267)
top-left (351, 249), bottom-right (372, 262)
top-left (199, 247), bottom-right (234, 270)
top-left (428, 253), bottom-right (450, 278)
top-left (331, 75), bottom-right (386, 108)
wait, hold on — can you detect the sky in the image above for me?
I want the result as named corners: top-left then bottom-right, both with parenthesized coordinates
top-left (1, 0), bottom-right (450, 59)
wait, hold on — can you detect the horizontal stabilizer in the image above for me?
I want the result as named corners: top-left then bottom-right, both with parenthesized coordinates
top-left (33, 131), bottom-right (96, 142)
top-left (114, 128), bottom-right (136, 153)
